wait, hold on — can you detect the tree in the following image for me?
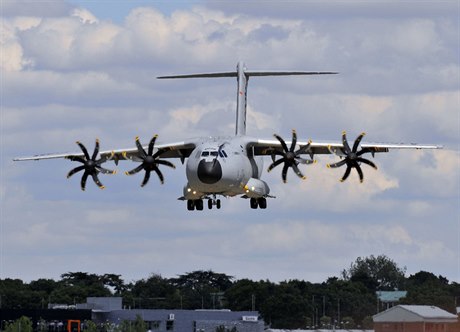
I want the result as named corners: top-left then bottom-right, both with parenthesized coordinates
top-left (170, 270), bottom-right (234, 309)
top-left (402, 271), bottom-right (455, 312)
top-left (342, 255), bottom-right (406, 291)
top-left (83, 321), bottom-right (98, 332)
top-left (341, 316), bottom-right (355, 329)
top-left (130, 274), bottom-right (178, 309)
top-left (3, 316), bottom-right (33, 332)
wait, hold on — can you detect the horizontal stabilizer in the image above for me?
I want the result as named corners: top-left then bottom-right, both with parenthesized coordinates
top-left (158, 72), bottom-right (237, 79)
top-left (246, 71), bottom-right (338, 76)
top-left (158, 71), bottom-right (337, 79)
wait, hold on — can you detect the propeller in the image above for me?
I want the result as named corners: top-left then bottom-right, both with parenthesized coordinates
top-left (327, 131), bottom-right (378, 183)
top-left (67, 139), bottom-right (116, 191)
top-left (125, 135), bottom-right (175, 187)
top-left (267, 129), bottom-right (316, 183)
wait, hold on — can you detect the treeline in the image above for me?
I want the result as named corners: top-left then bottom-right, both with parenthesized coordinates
top-left (1, 255), bottom-right (459, 329)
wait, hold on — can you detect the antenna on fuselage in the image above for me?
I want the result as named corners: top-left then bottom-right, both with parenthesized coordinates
top-left (157, 62), bottom-right (337, 136)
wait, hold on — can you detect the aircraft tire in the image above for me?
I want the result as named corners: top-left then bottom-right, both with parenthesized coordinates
top-left (216, 199), bottom-right (221, 209)
top-left (187, 200), bottom-right (195, 211)
top-left (250, 198), bottom-right (258, 209)
top-left (258, 198), bottom-right (267, 209)
top-left (196, 199), bottom-right (204, 211)
top-left (208, 199), bottom-right (213, 209)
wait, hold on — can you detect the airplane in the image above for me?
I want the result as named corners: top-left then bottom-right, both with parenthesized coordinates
top-left (14, 61), bottom-right (442, 210)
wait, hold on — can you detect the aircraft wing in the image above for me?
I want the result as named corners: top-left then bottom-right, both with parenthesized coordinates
top-left (13, 139), bottom-right (196, 163)
top-left (250, 134), bottom-right (443, 157)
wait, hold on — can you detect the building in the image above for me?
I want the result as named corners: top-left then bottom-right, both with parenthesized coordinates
top-left (85, 297), bottom-right (264, 332)
top-left (373, 305), bottom-right (459, 332)
top-left (95, 309), bottom-right (263, 332)
top-left (376, 291), bottom-right (407, 311)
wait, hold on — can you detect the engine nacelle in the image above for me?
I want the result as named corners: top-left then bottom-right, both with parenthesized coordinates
top-left (243, 178), bottom-right (270, 198)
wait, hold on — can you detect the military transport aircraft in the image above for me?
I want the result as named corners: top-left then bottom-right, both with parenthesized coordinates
top-left (14, 61), bottom-right (442, 210)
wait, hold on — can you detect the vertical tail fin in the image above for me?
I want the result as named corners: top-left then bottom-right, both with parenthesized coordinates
top-left (158, 62), bottom-right (337, 136)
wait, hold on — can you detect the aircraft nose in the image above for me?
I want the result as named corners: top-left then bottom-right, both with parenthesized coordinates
top-left (197, 159), bottom-right (222, 184)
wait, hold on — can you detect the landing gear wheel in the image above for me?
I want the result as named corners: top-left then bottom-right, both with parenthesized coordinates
top-left (208, 199), bottom-right (213, 210)
top-left (187, 200), bottom-right (195, 211)
top-left (216, 199), bottom-right (221, 209)
top-left (195, 199), bottom-right (204, 211)
top-left (258, 197), bottom-right (267, 209)
top-left (250, 198), bottom-right (258, 209)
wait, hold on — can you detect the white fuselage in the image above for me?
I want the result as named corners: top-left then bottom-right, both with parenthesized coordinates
top-left (182, 136), bottom-right (267, 199)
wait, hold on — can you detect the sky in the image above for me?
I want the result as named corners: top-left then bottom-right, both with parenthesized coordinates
top-left (1, 0), bottom-right (459, 286)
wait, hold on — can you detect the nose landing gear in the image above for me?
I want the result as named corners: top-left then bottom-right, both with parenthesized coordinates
top-left (207, 198), bottom-right (221, 210)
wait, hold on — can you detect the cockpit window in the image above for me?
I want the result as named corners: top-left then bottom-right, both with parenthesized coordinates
top-left (201, 150), bottom-right (228, 158)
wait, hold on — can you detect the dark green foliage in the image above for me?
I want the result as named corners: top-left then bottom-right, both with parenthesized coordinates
top-left (2, 316), bottom-right (33, 332)
top-left (170, 270), bottom-right (233, 309)
top-left (129, 273), bottom-right (180, 309)
top-left (402, 271), bottom-right (457, 312)
top-left (341, 254), bottom-right (406, 291)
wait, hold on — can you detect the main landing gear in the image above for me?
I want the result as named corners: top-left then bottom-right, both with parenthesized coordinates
top-left (187, 198), bottom-right (221, 211)
top-left (250, 197), bottom-right (267, 209)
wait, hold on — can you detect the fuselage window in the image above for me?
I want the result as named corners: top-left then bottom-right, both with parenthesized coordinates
top-left (201, 151), bottom-right (210, 157)
top-left (210, 151), bottom-right (218, 157)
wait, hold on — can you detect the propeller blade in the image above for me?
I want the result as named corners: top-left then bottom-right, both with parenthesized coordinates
top-left (357, 157), bottom-right (378, 170)
top-left (357, 147), bottom-right (373, 156)
top-left (291, 163), bottom-right (306, 180)
top-left (141, 170), bottom-right (151, 187)
top-left (81, 172), bottom-right (89, 191)
top-left (135, 137), bottom-right (147, 157)
top-left (267, 158), bottom-right (285, 172)
top-left (153, 167), bottom-right (164, 184)
top-left (341, 131), bottom-right (351, 154)
top-left (327, 159), bottom-right (347, 169)
top-left (97, 166), bottom-right (117, 175)
top-left (355, 163), bottom-right (364, 183)
top-left (290, 129), bottom-right (297, 152)
top-left (67, 165), bottom-right (85, 178)
top-left (340, 166), bottom-right (352, 182)
top-left (125, 164), bottom-right (144, 176)
top-left (76, 141), bottom-right (90, 160)
top-left (295, 140), bottom-right (312, 156)
top-left (148, 134), bottom-right (158, 155)
top-left (91, 139), bottom-right (100, 160)
top-left (282, 163), bottom-right (289, 183)
top-left (67, 156), bottom-right (86, 164)
top-left (295, 157), bottom-right (315, 165)
top-left (352, 132), bottom-right (365, 153)
top-left (152, 148), bottom-right (168, 159)
top-left (274, 134), bottom-right (289, 152)
top-left (156, 159), bottom-right (176, 169)
top-left (91, 173), bottom-right (105, 189)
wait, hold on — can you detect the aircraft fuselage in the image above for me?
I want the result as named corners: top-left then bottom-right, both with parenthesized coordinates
top-left (183, 136), bottom-right (268, 201)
